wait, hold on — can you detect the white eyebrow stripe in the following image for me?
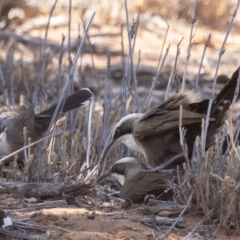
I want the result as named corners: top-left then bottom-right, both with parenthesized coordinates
top-left (81, 100), bottom-right (90, 107)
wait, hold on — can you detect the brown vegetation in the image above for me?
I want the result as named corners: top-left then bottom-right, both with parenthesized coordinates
top-left (0, 0), bottom-right (240, 239)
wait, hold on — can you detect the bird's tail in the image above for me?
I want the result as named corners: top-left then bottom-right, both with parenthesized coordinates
top-left (209, 67), bottom-right (240, 128)
top-left (33, 88), bottom-right (93, 137)
top-left (213, 67), bottom-right (240, 106)
top-left (206, 67), bottom-right (240, 149)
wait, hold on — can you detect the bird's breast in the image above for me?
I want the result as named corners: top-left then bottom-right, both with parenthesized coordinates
top-left (112, 173), bottom-right (125, 185)
top-left (0, 130), bottom-right (11, 155)
top-left (119, 134), bottom-right (143, 153)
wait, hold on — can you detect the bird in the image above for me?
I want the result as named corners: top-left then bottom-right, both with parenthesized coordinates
top-left (0, 210), bottom-right (12, 228)
top-left (99, 67), bottom-right (240, 168)
top-left (0, 88), bottom-right (93, 166)
top-left (97, 157), bottom-right (176, 202)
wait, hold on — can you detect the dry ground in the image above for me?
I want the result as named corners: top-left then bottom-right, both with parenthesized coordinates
top-left (1, 0), bottom-right (240, 239)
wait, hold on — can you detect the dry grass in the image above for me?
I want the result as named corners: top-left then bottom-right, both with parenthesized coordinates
top-left (0, 0), bottom-right (240, 238)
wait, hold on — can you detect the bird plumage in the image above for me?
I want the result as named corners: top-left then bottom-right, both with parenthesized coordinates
top-left (99, 67), bottom-right (240, 167)
top-left (97, 157), bottom-right (176, 202)
top-left (0, 88), bottom-right (93, 166)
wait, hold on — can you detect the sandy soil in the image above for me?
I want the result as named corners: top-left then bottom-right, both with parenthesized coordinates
top-left (2, 196), bottom-right (240, 240)
top-left (1, 1), bottom-right (240, 240)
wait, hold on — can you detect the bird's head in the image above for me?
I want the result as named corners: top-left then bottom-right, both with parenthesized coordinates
top-left (98, 113), bottom-right (144, 165)
top-left (97, 157), bottom-right (147, 185)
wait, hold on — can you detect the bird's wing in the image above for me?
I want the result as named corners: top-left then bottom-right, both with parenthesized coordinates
top-left (33, 89), bottom-right (93, 138)
top-left (133, 108), bottom-right (210, 139)
top-left (120, 171), bottom-right (176, 201)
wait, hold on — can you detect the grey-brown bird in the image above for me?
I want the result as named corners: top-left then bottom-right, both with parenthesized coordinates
top-left (97, 157), bottom-right (176, 202)
top-left (0, 88), bottom-right (93, 166)
top-left (99, 67), bottom-right (240, 168)
top-left (0, 210), bottom-right (12, 228)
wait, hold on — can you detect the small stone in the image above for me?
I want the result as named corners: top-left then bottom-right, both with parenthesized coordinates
top-left (87, 211), bottom-right (95, 220)
top-left (145, 232), bottom-right (154, 237)
top-left (116, 231), bottom-right (125, 238)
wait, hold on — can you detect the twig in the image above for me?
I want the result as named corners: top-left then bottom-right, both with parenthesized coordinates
top-left (183, 210), bottom-right (213, 240)
top-left (202, 1), bottom-right (239, 158)
top-left (156, 19), bottom-right (169, 72)
top-left (0, 59), bottom-right (10, 108)
top-left (181, 0), bottom-right (197, 92)
top-left (41, 0), bottom-right (58, 85)
top-left (68, 0), bottom-right (72, 74)
top-left (37, 12), bottom-right (96, 182)
top-left (194, 34), bottom-right (211, 91)
top-left (162, 193), bottom-right (193, 239)
top-left (86, 96), bottom-right (94, 173)
top-left (145, 44), bottom-right (170, 110)
top-left (0, 228), bottom-right (35, 240)
top-left (124, 0), bottom-right (139, 111)
top-left (165, 38), bottom-right (183, 100)
top-left (0, 131), bottom-right (63, 164)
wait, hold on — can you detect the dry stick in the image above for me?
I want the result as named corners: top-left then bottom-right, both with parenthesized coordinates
top-left (131, 9), bottom-right (140, 112)
top-left (96, 187), bottom-right (125, 202)
top-left (194, 34), bottom-right (211, 91)
top-left (124, 0), bottom-right (139, 111)
top-left (0, 228), bottom-right (35, 240)
top-left (183, 210), bottom-right (213, 240)
top-left (101, 52), bottom-right (112, 145)
top-left (165, 38), bottom-right (183, 101)
top-left (84, 108), bottom-right (123, 181)
top-left (41, 0), bottom-right (58, 85)
top-left (234, 118), bottom-right (240, 145)
top-left (123, 0), bottom-right (131, 102)
top-left (131, 9), bottom-right (140, 53)
top-left (147, 153), bottom-right (184, 172)
top-left (162, 193), bottom-right (193, 239)
top-left (144, 19), bottom-right (169, 110)
top-left (136, 49), bottom-right (141, 82)
top-left (20, 63), bottom-right (30, 96)
top-left (0, 31), bottom-right (119, 52)
top-left (46, 134), bottom-right (55, 178)
top-left (23, 127), bottom-right (28, 165)
top-left (0, 131), bottom-right (63, 164)
top-left (57, 34), bottom-right (66, 95)
top-left (179, 105), bottom-right (183, 146)
top-left (68, 0), bottom-right (72, 75)
top-left (120, 24), bottom-right (127, 118)
top-left (67, 0), bottom-right (75, 150)
top-left (0, 59), bottom-right (10, 108)
top-left (181, 0), bottom-right (197, 92)
top-left (23, 127), bottom-right (30, 182)
top-left (86, 96), bottom-right (94, 173)
top-left (156, 19), bottom-right (169, 72)
top-left (145, 44), bottom-right (170, 110)
top-left (222, 183), bottom-right (240, 234)
top-left (201, 1), bottom-right (239, 158)
top-left (86, 34), bottom-right (100, 88)
top-left (120, 24), bottom-right (125, 73)
top-left (226, 115), bottom-right (240, 160)
top-left (37, 12), bottom-right (96, 181)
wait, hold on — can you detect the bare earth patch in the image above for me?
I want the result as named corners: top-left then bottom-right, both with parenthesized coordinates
top-left (1, 1), bottom-right (240, 240)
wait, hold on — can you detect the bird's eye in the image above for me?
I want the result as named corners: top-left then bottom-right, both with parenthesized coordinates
top-left (115, 128), bottom-right (120, 136)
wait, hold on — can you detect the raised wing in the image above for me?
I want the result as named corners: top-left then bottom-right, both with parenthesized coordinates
top-left (133, 108), bottom-right (209, 139)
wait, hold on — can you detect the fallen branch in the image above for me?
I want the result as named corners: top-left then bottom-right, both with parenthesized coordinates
top-left (0, 30), bottom-right (121, 55)
top-left (0, 180), bottom-right (93, 199)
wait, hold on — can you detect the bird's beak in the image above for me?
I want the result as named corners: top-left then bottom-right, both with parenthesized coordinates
top-left (97, 171), bottom-right (111, 182)
top-left (98, 138), bottom-right (117, 165)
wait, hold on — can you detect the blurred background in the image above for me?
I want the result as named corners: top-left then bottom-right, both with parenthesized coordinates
top-left (0, 0), bottom-right (239, 98)
top-left (1, 0), bottom-right (240, 179)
